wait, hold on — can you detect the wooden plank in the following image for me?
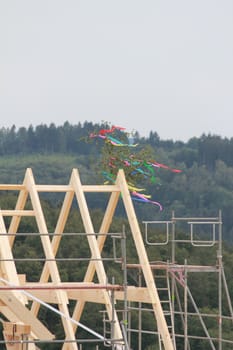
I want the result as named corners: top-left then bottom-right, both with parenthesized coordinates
top-left (24, 168), bottom-right (78, 350)
top-left (35, 185), bottom-right (73, 192)
top-left (0, 210), bottom-right (34, 216)
top-left (0, 214), bottom-right (26, 304)
top-left (0, 306), bottom-right (19, 322)
top-left (115, 287), bottom-right (151, 303)
top-left (30, 184), bottom-right (119, 193)
top-left (2, 287), bottom-right (151, 304)
top-left (30, 184), bottom-right (75, 316)
top-left (24, 169), bottom-right (65, 299)
top-left (66, 287), bottom-right (150, 304)
top-left (67, 189), bottom-right (120, 337)
top-left (27, 289), bottom-right (106, 304)
top-left (81, 185), bottom-right (120, 192)
top-left (63, 287), bottom-right (150, 304)
top-left (8, 186), bottom-right (29, 247)
top-left (116, 169), bottom-right (174, 350)
top-left (2, 282), bottom-right (147, 303)
top-left (3, 322), bottom-right (31, 335)
top-left (70, 169), bottom-right (124, 345)
top-left (0, 291), bottom-right (54, 340)
top-left (0, 185), bottom-right (24, 190)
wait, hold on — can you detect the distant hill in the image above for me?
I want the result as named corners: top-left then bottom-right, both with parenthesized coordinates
top-left (0, 122), bottom-right (233, 242)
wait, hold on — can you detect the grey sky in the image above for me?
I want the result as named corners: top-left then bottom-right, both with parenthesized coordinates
top-left (1, 1), bottom-right (233, 141)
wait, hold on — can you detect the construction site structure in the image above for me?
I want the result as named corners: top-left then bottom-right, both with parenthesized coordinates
top-left (0, 168), bottom-right (232, 349)
top-left (129, 210), bottom-right (233, 350)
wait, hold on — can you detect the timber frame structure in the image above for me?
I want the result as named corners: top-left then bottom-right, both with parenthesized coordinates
top-left (0, 168), bottom-right (232, 350)
top-left (0, 168), bottom-right (174, 350)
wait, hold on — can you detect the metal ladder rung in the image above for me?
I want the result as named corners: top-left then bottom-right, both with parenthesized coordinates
top-left (157, 287), bottom-right (168, 292)
top-left (156, 271), bottom-right (177, 350)
top-left (163, 310), bottom-right (172, 315)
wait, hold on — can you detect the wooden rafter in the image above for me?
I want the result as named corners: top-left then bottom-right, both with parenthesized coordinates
top-left (0, 168), bottom-right (174, 350)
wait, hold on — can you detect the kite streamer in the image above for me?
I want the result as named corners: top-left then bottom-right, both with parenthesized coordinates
top-left (131, 191), bottom-right (163, 211)
top-left (150, 161), bottom-right (182, 173)
top-left (90, 126), bottom-right (138, 147)
top-left (89, 124), bottom-right (181, 210)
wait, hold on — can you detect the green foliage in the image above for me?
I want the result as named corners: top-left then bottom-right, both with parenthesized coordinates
top-left (1, 122), bottom-right (233, 347)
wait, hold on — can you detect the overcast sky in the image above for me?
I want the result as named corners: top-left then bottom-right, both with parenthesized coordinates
top-left (0, 1), bottom-right (233, 141)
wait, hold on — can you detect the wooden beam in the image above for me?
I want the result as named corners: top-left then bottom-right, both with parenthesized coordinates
top-left (0, 291), bottom-right (54, 340)
top-left (8, 185), bottom-right (29, 247)
top-left (116, 169), bottom-right (174, 350)
top-left (24, 168), bottom-right (78, 350)
top-left (30, 181), bottom-right (75, 316)
top-left (0, 210), bottom-right (34, 216)
top-left (24, 287), bottom-right (150, 304)
top-left (63, 186), bottom-right (121, 350)
top-left (70, 169), bottom-right (124, 345)
top-left (0, 185), bottom-right (24, 190)
top-left (0, 214), bottom-right (26, 304)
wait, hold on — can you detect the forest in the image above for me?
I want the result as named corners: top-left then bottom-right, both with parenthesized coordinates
top-left (0, 121), bottom-right (233, 241)
top-left (0, 121), bottom-right (233, 349)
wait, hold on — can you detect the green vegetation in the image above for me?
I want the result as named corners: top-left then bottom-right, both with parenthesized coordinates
top-left (0, 122), bottom-right (233, 241)
top-left (0, 122), bottom-right (233, 349)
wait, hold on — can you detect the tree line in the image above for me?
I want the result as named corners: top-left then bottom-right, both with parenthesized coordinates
top-left (1, 122), bottom-right (233, 170)
top-left (0, 121), bottom-right (233, 242)
top-left (0, 121), bottom-right (233, 348)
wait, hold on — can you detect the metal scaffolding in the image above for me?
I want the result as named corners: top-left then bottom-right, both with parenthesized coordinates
top-left (125, 210), bottom-right (233, 350)
top-left (0, 168), bottom-right (232, 349)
